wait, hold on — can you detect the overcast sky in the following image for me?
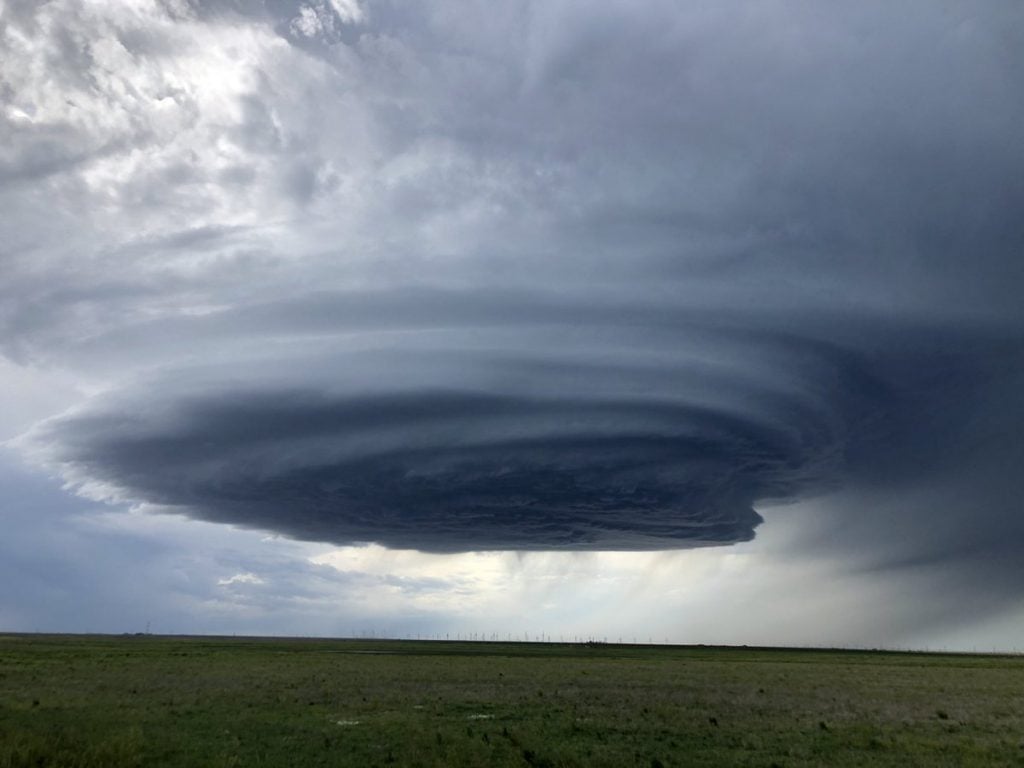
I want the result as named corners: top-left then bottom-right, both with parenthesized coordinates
top-left (2, 0), bottom-right (1023, 649)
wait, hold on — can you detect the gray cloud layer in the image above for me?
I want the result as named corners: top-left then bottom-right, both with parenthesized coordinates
top-left (7, 2), bottom-right (1024, 577)
top-left (30, 300), bottom-right (1023, 558)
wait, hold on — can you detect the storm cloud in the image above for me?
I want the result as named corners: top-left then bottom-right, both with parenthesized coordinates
top-left (27, 291), bottom-right (1023, 560)
top-left (5, 0), bottom-right (1024, 590)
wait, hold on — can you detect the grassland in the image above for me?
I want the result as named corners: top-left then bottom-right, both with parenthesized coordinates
top-left (1, 634), bottom-right (1023, 767)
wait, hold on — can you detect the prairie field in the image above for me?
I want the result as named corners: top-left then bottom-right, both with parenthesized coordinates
top-left (1, 634), bottom-right (1022, 767)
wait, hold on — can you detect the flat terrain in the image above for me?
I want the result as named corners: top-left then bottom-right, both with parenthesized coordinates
top-left (1, 635), bottom-right (1023, 767)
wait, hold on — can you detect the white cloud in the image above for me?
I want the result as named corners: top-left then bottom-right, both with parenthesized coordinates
top-left (290, 6), bottom-right (325, 38)
top-left (289, 0), bottom-right (365, 39)
top-left (217, 572), bottom-right (265, 586)
top-left (328, 0), bottom-right (364, 24)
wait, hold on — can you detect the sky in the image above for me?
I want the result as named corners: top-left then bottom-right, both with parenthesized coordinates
top-left (1, 0), bottom-right (1023, 650)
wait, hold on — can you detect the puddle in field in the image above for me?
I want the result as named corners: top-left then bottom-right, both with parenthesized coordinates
top-left (335, 719), bottom-right (361, 726)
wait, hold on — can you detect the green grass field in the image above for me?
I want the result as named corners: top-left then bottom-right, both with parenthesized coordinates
top-left (1, 634), bottom-right (1023, 767)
